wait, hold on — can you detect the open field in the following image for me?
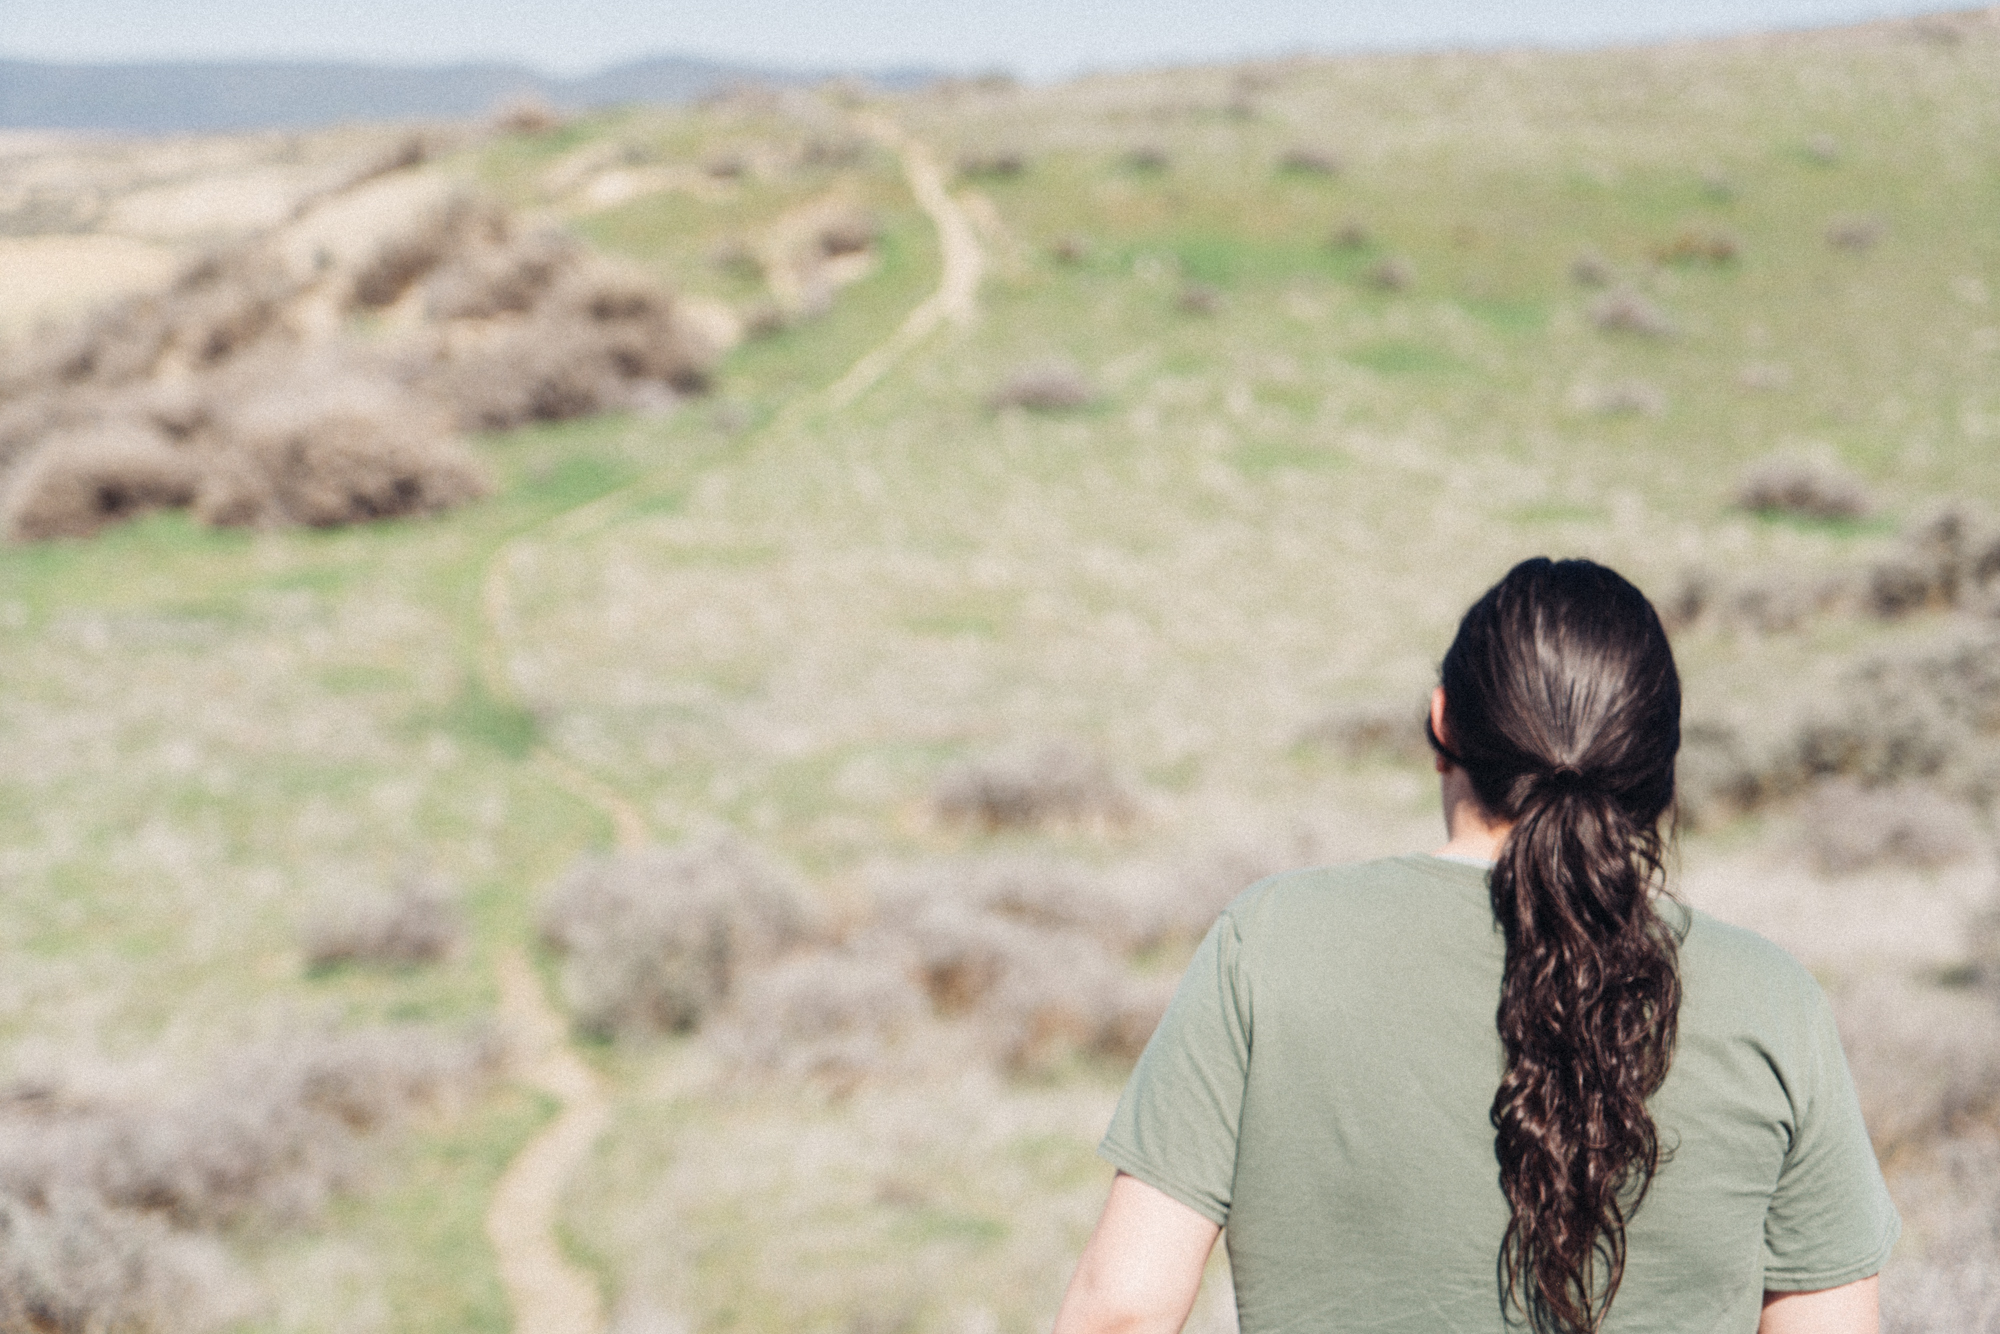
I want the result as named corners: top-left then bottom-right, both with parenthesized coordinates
top-left (1, 11), bottom-right (1999, 1332)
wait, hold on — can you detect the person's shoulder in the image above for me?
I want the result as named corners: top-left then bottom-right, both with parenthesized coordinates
top-left (1676, 904), bottom-right (1829, 1026)
top-left (1221, 855), bottom-right (1482, 936)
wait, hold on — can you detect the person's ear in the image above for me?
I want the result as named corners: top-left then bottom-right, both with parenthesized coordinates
top-left (1429, 686), bottom-right (1452, 773)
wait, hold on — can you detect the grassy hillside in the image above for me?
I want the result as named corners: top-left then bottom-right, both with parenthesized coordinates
top-left (1, 12), bottom-right (1998, 1332)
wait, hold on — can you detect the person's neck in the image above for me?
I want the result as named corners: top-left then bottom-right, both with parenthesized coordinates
top-left (1433, 767), bottom-right (1512, 862)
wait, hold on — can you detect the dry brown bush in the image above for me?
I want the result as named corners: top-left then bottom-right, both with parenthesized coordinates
top-left (1678, 628), bottom-right (2000, 825)
top-left (987, 361), bottom-right (1096, 414)
top-left (871, 900), bottom-right (1161, 1074)
top-left (420, 228), bottom-right (576, 322)
top-left (332, 134), bottom-right (432, 196)
top-left (872, 855), bottom-right (1141, 952)
top-left (932, 741), bottom-right (1134, 833)
top-left (1866, 502), bottom-right (2000, 620)
top-left (1177, 283), bottom-right (1223, 316)
top-left (740, 300), bottom-right (789, 341)
top-left (1569, 250), bottom-right (1614, 287)
top-left (1, 422), bottom-right (202, 541)
top-left (1329, 220), bottom-right (1373, 251)
top-left (1654, 226), bottom-right (1740, 266)
top-left (976, 930), bottom-right (1168, 1073)
top-left (1299, 699), bottom-right (1430, 765)
top-left (197, 363), bottom-right (489, 528)
top-left (1669, 504), bottom-right (2000, 640)
top-left (1574, 379), bottom-right (1667, 417)
top-left (956, 150), bottom-right (1027, 179)
top-left (157, 250), bottom-right (303, 372)
top-left (1881, 1136), bottom-right (2000, 1334)
top-left (538, 834), bottom-right (819, 1040)
top-left (1049, 234), bottom-right (1092, 265)
top-left (1796, 634), bottom-right (2000, 787)
top-left (1363, 256), bottom-right (1415, 293)
top-left (15, 248), bottom-right (302, 395)
top-left (0, 1027), bottom-right (496, 1230)
top-left (812, 208), bottom-right (880, 259)
top-left (1589, 287), bottom-right (1676, 338)
top-left (1836, 975), bottom-right (2000, 1161)
top-left (798, 135), bottom-right (867, 169)
top-left (300, 875), bottom-right (463, 970)
top-left (1793, 779), bottom-right (1980, 876)
top-left (1665, 564), bottom-right (1854, 637)
top-left (0, 182), bottom-right (711, 541)
top-left (1826, 214), bottom-right (1886, 252)
top-left (0, 1189), bottom-right (240, 1334)
top-left (349, 196), bottom-right (507, 311)
top-left (422, 265), bottom-right (718, 432)
top-left (490, 95), bottom-right (563, 137)
top-left (1276, 147), bottom-right (1342, 176)
top-left (0, 393), bottom-right (71, 476)
top-left (1733, 452), bottom-right (1873, 521)
top-left (714, 951), bottom-right (930, 1091)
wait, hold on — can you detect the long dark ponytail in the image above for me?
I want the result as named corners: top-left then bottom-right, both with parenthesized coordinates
top-left (1429, 558), bottom-right (1683, 1334)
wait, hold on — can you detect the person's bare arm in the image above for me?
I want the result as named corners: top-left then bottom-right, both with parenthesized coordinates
top-left (1760, 1276), bottom-right (1879, 1334)
top-left (1052, 1173), bottom-right (1222, 1334)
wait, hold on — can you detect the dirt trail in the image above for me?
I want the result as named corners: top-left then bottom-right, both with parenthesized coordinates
top-left (474, 115), bottom-right (982, 1334)
top-left (825, 115), bottom-right (985, 410)
top-left (487, 948), bottom-right (612, 1334)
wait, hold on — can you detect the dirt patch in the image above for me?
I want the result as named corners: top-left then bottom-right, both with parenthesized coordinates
top-left (486, 949), bottom-right (609, 1334)
top-left (0, 236), bottom-right (182, 341)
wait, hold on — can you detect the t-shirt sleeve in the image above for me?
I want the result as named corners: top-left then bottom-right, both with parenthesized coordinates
top-left (1098, 909), bottom-right (1252, 1227)
top-left (1761, 987), bottom-right (1901, 1291)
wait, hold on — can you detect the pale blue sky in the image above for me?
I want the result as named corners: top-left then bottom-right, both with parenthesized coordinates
top-left (1, 0), bottom-right (1968, 78)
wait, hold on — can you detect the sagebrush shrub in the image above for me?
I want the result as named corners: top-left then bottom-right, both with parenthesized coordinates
top-left (1793, 779), bottom-right (1978, 875)
top-left (931, 741), bottom-right (1134, 832)
top-left (1573, 379), bottom-right (1666, 417)
top-left (1835, 975), bottom-right (2000, 1159)
top-left (1276, 147), bottom-right (1341, 176)
top-left (1733, 452), bottom-right (1873, 521)
top-left (0, 1027), bottom-right (494, 1230)
top-left (420, 228), bottom-right (575, 321)
top-left (300, 875), bottom-right (463, 970)
top-left (0, 422), bottom-right (202, 541)
top-left (348, 196), bottom-right (504, 310)
top-left (539, 834), bottom-right (818, 1039)
top-left (1363, 256), bottom-right (1414, 293)
top-left (1299, 700), bottom-right (1429, 765)
top-left (1880, 1137), bottom-right (2000, 1334)
top-left (1589, 287), bottom-right (1676, 338)
top-left (716, 951), bottom-right (929, 1091)
top-left (957, 150), bottom-right (1026, 179)
top-left (198, 358), bottom-right (490, 528)
top-left (987, 361), bottom-right (1096, 413)
top-left (1826, 214), bottom-right (1885, 252)
top-left (0, 1189), bottom-right (239, 1334)
top-left (1568, 250), bottom-right (1614, 287)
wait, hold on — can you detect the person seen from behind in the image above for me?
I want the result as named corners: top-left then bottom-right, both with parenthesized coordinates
top-left (1054, 557), bottom-right (1898, 1333)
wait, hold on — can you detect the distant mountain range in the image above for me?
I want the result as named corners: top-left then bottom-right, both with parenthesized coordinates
top-left (0, 56), bottom-right (946, 134)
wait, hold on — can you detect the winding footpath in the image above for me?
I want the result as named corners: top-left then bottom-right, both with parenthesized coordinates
top-left (485, 948), bottom-right (614, 1334)
top-left (824, 115), bottom-right (985, 410)
top-left (474, 116), bottom-right (986, 1334)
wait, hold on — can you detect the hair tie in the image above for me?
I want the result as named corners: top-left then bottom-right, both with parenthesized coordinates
top-left (1540, 764), bottom-right (1591, 796)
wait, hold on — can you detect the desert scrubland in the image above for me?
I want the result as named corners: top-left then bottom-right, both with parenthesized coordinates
top-left (1, 10), bottom-right (1998, 1332)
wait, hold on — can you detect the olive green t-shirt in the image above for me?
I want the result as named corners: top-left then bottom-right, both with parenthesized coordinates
top-left (1101, 855), bottom-right (1899, 1333)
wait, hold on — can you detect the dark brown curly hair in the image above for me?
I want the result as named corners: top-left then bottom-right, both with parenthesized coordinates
top-left (1430, 558), bottom-right (1683, 1334)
